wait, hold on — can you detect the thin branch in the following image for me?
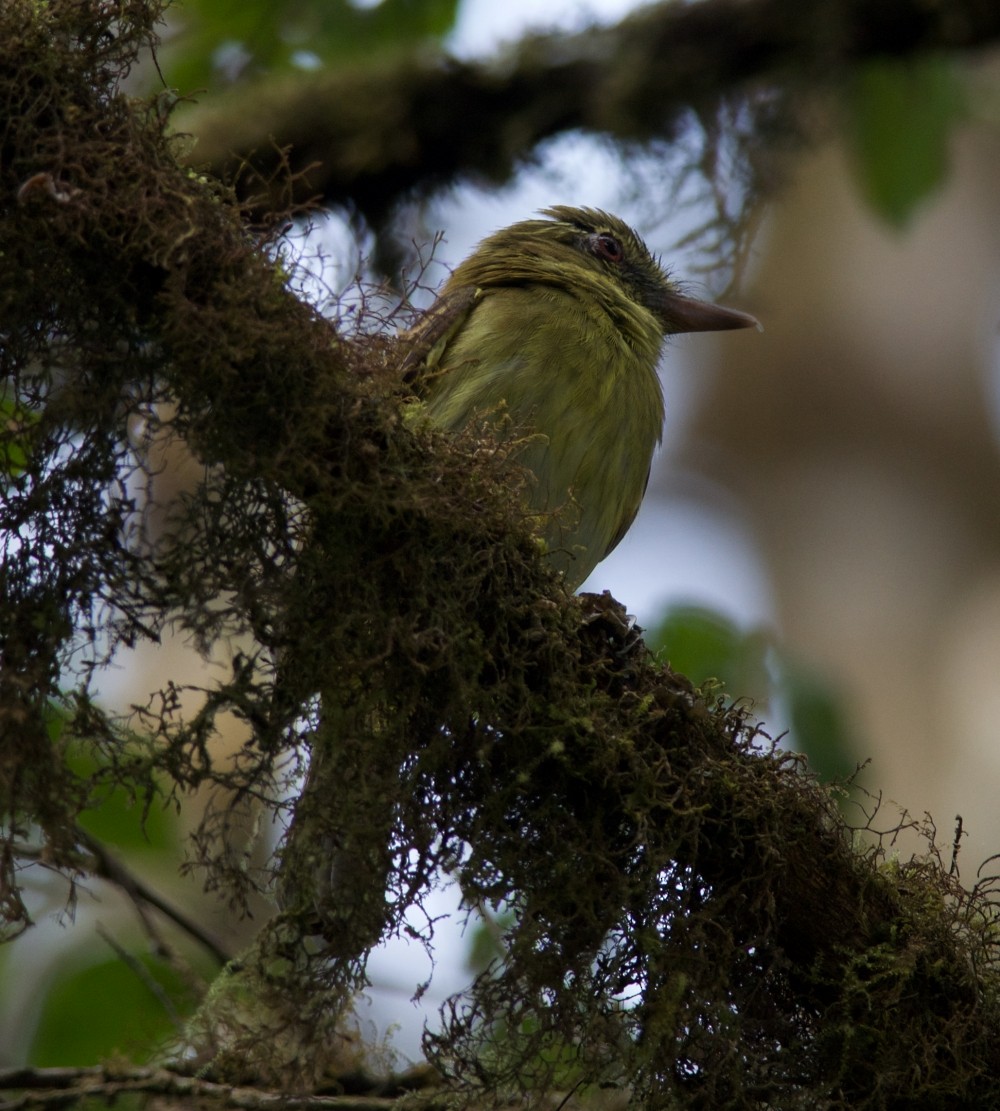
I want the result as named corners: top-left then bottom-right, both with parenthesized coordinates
top-left (0, 1066), bottom-right (443, 1111)
top-left (77, 828), bottom-right (232, 967)
top-left (95, 923), bottom-right (184, 1029)
top-left (179, 0), bottom-right (1000, 223)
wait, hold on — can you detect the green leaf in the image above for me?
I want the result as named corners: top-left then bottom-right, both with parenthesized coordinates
top-left (845, 55), bottom-right (965, 228)
top-left (67, 743), bottom-right (177, 854)
top-left (648, 605), bottom-right (858, 780)
top-left (466, 905), bottom-right (516, 974)
top-left (29, 952), bottom-right (197, 1065)
top-left (780, 662), bottom-right (857, 783)
top-left (166, 0), bottom-right (463, 94)
top-left (0, 387), bottom-right (37, 479)
top-left (648, 604), bottom-right (771, 707)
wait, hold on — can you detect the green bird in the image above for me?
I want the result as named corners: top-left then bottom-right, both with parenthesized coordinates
top-left (403, 206), bottom-right (758, 588)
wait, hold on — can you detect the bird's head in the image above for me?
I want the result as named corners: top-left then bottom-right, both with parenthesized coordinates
top-left (447, 205), bottom-right (758, 338)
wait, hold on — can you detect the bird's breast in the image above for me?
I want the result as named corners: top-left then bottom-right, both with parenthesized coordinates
top-left (424, 283), bottom-right (665, 584)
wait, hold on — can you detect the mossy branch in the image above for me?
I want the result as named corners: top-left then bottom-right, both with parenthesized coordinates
top-left (177, 0), bottom-right (1000, 229)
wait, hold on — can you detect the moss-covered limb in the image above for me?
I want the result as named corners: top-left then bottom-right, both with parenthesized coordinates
top-left (426, 611), bottom-right (1000, 1106)
top-left (191, 587), bottom-right (1000, 1101)
top-left (178, 0), bottom-right (1000, 229)
top-left (0, 0), bottom-right (557, 932)
top-left (2, 0), bottom-right (356, 478)
top-left (0, 0), bottom-right (358, 889)
top-left (0, 1061), bottom-right (442, 1108)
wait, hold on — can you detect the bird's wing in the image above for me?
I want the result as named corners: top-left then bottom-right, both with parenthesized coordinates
top-left (398, 285), bottom-right (482, 386)
top-left (601, 464), bottom-right (651, 561)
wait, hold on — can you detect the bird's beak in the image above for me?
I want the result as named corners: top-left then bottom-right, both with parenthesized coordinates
top-left (660, 290), bottom-right (760, 334)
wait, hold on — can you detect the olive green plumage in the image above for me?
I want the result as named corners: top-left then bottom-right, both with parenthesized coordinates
top-left (403, 206), bottom-right (757, 588)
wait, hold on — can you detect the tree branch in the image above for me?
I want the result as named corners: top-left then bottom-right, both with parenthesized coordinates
top-left (78, 828), bottom-right (232, 968)
top-left (0, 1065), bottom-right (440, 1110)
top-left (179, 0), bottom-right (1000, 226)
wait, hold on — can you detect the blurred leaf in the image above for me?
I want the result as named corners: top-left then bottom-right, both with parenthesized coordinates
top-left (0, 387), bottom-right (37, 479)
top-left (29, 951), bottom-right (195, 1066)
top-left (45, 698), bottom-right (69, 743)
top-left (845, 55), bottom-right (965, 228)
top-left (18, 702), bottom-right (174, 851)
top-left (68, 742), bottom-right (177, 854)
top-left (649, 605), bottom-right (858, 780)
top-left (166, 0), bottom-right (463, 94)
top-left (466, 905), bottom-right (516, 974)
top-left (781, 662), bottom-right (857, 782)
top-left (648, 604), bottom-right (771, 707)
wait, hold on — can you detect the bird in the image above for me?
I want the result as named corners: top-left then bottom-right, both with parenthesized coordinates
top-left (402, 206), bottom-right (758, 588)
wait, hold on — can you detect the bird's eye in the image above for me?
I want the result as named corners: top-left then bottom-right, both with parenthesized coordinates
top-left (591, 233), bottom-right (624, 263)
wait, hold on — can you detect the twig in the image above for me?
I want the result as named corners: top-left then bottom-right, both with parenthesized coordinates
top-left (95, 923), bottom-right (183, 1029)
top-left (76, 827), bottom-right (232, 967)
top-left (0, 1065), bottom-right (439, 1111)
top-left (951, 815), bottom-right (965, 877)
